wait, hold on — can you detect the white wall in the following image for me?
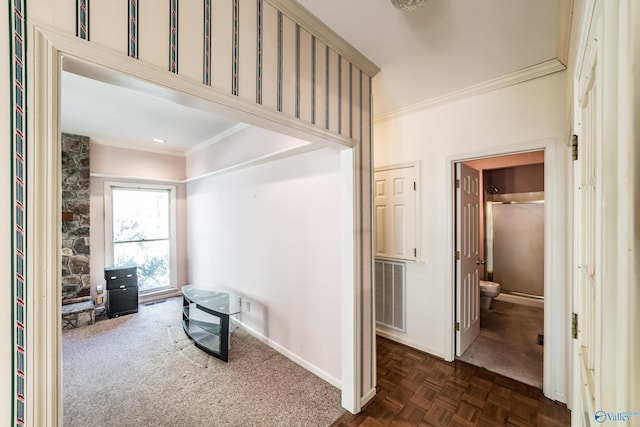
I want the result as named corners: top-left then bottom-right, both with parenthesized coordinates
top-left (374, 71), bottom-right (570, 398)
top-left (186, 147), bottom-right (344, 384)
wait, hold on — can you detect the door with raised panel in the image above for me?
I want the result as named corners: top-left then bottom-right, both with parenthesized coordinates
top-left (455, 162), bottom-right (480, 356)
top-left (374, 165), bottom-right (417, 261)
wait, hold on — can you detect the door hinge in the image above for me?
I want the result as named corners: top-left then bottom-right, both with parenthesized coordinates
top-left (571, 312), bottom-right (578, 339)
top-left (571, 135), bottom-right (579, 161)
top-left (455, 179), bottom-right (460, 189)
top-left (413, 181), bottom-right (416, 191)
top-left (455, 251), bottom-right (460, 260)
top-left (455, 322), bottom-right (460, 331)
top-left (414, 248), bottom-right (417, 257)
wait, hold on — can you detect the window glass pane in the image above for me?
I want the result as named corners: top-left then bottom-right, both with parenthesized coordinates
top-left (114, 240), bottom-right (171, 292)
top-left (112, 189), bottom-right (169, 242)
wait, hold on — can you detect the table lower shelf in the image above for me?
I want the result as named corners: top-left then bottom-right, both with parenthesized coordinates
top-left (182, 318), bottom-right (224, 355)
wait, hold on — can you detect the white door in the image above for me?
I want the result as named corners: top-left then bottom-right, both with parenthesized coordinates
top-left (455, 163), bottom-right (480, 356)
top-left (374, 165), bottom-right (417, 260)
top-left (573, 19), bottom-right (600, 422)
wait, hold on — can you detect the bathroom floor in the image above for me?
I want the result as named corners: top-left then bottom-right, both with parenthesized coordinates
top-left (458, 299), bottom-right (544, 389)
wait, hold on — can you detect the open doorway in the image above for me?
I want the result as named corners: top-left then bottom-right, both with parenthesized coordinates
top-left (24, 24), bottom-right (366, 422)
top-left (454, 150), bottom-right (545, 389)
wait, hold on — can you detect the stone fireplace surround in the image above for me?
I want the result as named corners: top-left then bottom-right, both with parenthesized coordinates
top-left (61, 132), bottom-right (94, 328)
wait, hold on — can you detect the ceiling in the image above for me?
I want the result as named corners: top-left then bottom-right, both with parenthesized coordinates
top-left (299, 0), bottom-right (568, 117)
top-left (62, 72), bottom-right (242, 155)
top-left (61, 0), bottom-right (570, 155)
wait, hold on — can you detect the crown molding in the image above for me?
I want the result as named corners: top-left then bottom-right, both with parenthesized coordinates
top-left (556, 0), bottom-right (574, 66)
top-left (266, 0), bottom-right (380, 77)
top-left (374, 58), bottom-right (567, 123)
top-left (88, 137), bottom-right (187, 157)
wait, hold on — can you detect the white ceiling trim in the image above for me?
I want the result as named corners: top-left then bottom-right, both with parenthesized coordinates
top-left (89, 144), bottom-right (320, 185)
top-left (90, 172), bottom-right (183, 184)
top-left (89, 137), bottom-right (187, 157)
top-left (556, 0), bottom-right (575, 66)
top-left (374, 58), bottom-right (567, 123)
top-left (185, 123), bottom-right (250, 157)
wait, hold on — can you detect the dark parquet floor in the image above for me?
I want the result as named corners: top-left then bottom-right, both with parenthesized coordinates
top-left (331, 336), bottom-right (570, 427)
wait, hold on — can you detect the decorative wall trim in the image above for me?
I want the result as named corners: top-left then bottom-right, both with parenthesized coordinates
top-left (295, 24), bottom-right (300, 119)
top-left (359, 71), bottom-right (363, 152)
top-left (203, 0), bottom-right (211, 85)
top-left (325, 45), bottom-right (329, 130)
top-left (338, 55), bottom-right (342, 134)
top-left (375, 58), bottom-right (567, 123)
top-left (169, 0), bottom-right (178, 73)
top-left (76, 0), bottom-right (89, 40)
top-left (265, 0), bottom-right (379, 77)
top-left (311, 36), bottom-right (316, 125)
top-left (256, 0), bottom-right (262, 103)
top-left (10, 1), bottom-right (27, 424)
top-left (128, 0), bottom-right (138, 59)
top-left (276, 11), bottom-right (283, 112)
top-left (349, 63), bottom-right (353, 139)
top-left (232, 0), bottom-right (239, 95)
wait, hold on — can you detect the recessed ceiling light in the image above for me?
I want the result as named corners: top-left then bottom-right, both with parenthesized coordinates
top-left (152, 138), bottom-right (165, 144)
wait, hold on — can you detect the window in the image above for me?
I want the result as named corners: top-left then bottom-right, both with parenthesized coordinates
top-left (105, 182), bottom-right (177, 293)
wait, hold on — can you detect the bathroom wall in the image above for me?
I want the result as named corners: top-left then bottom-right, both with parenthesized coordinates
top-left (490, 201), bottom-right (544, 297)
top-left (487, 163), bottom-right (544, 194)
top-left (486, 163), bottom-right (544, 297)
top-left (463, 152), bottom-right (545, 282)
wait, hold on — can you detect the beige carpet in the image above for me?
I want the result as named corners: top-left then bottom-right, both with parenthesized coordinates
top-left (62, 297), bottom-right (345, 426)
top-left (458, 299), bottom-right (544, 388)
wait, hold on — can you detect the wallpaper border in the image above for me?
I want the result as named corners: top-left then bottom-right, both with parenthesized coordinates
top-left (9, 0), bottom-right (28, 425)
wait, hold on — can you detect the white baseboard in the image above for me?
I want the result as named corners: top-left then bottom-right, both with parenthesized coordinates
top-left (235, 320), bottom-right (342, 390)
top-left (554, 392), bottom-right (567, 405)
top-left (360, 387), bottom-right (376, 408)
top-left (376, 328), bottom-right (446, 360)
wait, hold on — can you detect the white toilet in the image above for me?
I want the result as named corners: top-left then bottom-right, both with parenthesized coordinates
top-left (479, 280), bottom-right (500, 309)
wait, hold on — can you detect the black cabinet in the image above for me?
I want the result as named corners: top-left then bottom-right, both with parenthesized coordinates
top-left (104, 266), bottom-right (139, 318)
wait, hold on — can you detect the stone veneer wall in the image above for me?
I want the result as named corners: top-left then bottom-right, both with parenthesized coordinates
top-left (61, 133), bottom-right (91, 300)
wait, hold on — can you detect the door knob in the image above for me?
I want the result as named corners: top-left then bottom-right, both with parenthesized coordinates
top-left (476, 260), bottom-right (485, 265)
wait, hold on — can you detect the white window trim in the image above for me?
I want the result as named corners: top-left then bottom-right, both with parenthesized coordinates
top-left (104, 181), bottom-right (178, 292)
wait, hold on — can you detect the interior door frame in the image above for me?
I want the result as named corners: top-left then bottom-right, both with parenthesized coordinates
top-left (25, 23), bottom-right (365, 424)
top-left (446, 138), bottom-right (569, 404)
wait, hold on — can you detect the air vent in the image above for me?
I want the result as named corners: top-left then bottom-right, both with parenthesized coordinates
top-left (375, 259), bottom-right (406, 332)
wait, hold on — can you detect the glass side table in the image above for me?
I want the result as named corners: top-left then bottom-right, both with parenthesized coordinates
top-left (181, 285), bottom-right (241, 362)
